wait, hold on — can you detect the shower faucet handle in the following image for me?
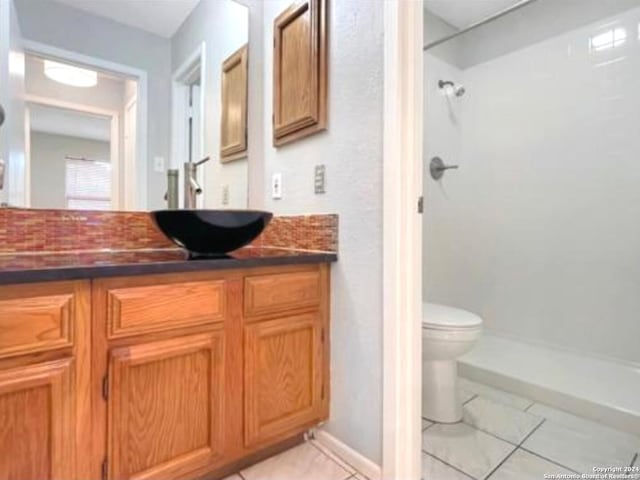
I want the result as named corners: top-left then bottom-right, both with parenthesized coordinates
top-left (430, 156), bottom-right (459, 181)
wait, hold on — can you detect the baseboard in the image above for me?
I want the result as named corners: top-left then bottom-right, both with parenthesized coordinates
top-left (314, 430), bottom-right (382, 480)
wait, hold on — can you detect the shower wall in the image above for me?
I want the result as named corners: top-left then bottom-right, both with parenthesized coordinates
top-left (424, 6), bottom-right (640, 365)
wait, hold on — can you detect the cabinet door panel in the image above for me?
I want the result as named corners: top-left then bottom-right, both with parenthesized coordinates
top-left (244, 270), bottom-right (321, 318)
top-left (0, 359), bottom-right (73, 480)
top-left (273, 0), bottom-right (327, 146)
top-left (221, 44), bottom-right (248, 163)
top-left (106, 280), bottom-right (226, 339)
top-left (0, 281), bottom-right (84, 359)
top-left (244, 313), bottom-right (323, 446)
top-left (108, 332), bottom-right (225, 480)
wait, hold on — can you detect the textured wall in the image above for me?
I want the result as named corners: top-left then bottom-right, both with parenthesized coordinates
top-left (261, 0), bottom-right (385, 463)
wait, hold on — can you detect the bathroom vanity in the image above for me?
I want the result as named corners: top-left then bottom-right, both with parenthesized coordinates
top-left (0, 254), bottom-right (334, 480)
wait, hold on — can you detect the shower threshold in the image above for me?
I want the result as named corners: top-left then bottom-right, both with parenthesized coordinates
top-left (459, 333), bottom-right (640, 436)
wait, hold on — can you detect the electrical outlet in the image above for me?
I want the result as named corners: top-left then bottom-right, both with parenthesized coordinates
top-left (314, 165), bottom-right (326, 194)
top-left (153, 156), bottom-right (165, 173)
top-left (272, 173), bottom-right (283, 199)
top-left (222, 185), bottom-right (229, 205)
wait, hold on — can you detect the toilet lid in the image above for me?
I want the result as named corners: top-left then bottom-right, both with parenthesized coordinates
top-left (422, 303), bottom-right (483, 330)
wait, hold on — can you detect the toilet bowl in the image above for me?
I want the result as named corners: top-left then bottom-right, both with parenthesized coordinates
top-left (422, 302), bottom-right (483, 423)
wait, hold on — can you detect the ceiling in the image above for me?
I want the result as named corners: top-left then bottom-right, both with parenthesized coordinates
top-left (29, 104), bottom-right (111, 142)
top-left (424, 0), bottom-right (524, 29)
top-left (52, 0), bottom-right (200, 38)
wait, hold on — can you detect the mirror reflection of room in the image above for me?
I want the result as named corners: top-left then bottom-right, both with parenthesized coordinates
top-left (0, 0), bottom-right (250, 211)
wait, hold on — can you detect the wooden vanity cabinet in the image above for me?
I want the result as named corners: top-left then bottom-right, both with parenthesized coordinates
top-left (92, 264), bottom-right (330, 480)
top-left (0, 264), bottom-right (330, 480)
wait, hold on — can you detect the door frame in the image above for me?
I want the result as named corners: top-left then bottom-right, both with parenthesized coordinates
top-left (25, 94), bottom-right (120, 209)
top-left (382, 1), bottom-right (423, 479)
top-left (22, 40), bottom-right (149, 210)
top-left (171, 42), bottom-right (207, 208)
top-left (123, 94), bottom-right (137, 210)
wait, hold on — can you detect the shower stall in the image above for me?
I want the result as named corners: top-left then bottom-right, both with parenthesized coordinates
top-left (422, 0), bottom-right (640, 477)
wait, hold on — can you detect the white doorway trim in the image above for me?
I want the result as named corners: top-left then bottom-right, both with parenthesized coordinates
top-left (22, 40), bottom-right (149, 210)
top-left (171, 41), bottom-right (207, 207)
top-left (24, 106), bottom-right (31, 208)
top-left (123, 94), bottom-right (138, 210)
top-left (25, 94), bottom-right (121, 209)
top-left (382, 1), bottom-right (423, 479)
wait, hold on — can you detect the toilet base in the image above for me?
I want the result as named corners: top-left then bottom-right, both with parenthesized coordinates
top-left (422, 360), bottom-right (463, 423)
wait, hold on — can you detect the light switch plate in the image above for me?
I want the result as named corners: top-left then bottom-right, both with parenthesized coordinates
top-left (153, 156), bottom-right (165, 173)
top-left (314, 164), bottom-right (326, 194)
top-left (272, 173), bottom-right (283, 199)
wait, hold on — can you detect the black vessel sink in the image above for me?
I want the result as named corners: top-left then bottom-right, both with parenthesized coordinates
top-left (151, 210), bottom-right (273, 257)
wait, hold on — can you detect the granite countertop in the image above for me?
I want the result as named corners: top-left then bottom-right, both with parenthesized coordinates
top-left (0, 247), bottom-right (337, 284)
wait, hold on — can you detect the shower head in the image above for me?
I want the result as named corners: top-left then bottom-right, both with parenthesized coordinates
top-left (439, 80), bottom-right (466, 98)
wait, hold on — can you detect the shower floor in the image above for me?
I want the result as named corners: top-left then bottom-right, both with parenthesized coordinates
top-left (458, 333), bottom-right (640, 436)
top-left (422, 378), bottom-right (640, 479)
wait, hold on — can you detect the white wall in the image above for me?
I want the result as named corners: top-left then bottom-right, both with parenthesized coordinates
top-left (0, 0), bottom-right (26, 206)
top-left (261, 0), bottom-right (385, 463)
top-left (15, 0), bottom-right (172, 209)
top-left (424, 6), bottom-right (640, 365)
top-left (30, 131), bottom-right (109, 208)
top-left (171, 0), bottom-right (249, 208)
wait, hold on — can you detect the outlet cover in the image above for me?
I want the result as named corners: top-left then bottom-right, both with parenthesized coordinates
top-left (272, 173), bottom-right (283, 199)
top-left (153, 156), bottom-right (165, 173)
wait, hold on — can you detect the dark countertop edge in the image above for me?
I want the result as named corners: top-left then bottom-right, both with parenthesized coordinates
top-left (0, 252), bottom-right (338, 285)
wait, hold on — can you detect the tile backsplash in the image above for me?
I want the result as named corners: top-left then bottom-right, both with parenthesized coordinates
top-left (252, 214), bottom-right (338, 253)
top-left (0, 208), bottom-right (338, 254)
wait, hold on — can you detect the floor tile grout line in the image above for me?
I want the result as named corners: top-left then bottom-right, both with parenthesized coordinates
top-left (475, 413), bottom-right (545, 479)
top-left (463, 393), bottom-right (479, 405)
top-left (237, 472), bottom-right (247, 480)
top-left (422, 421), bottom-right (438, 433)
top-left (456, 418), bottom-right (528, 449)
top-left (483, 444), bottom-right (519, 480)
top-left (518, 446), bottom-right (581, 475)
top-left (515, 418), bottom-right (584, 475)
top-left (630, 452), bottom-right (638, 468)
top-left (517, 418), bottom-right (545, 447)
top-left (421, 450), bottom-right (477, 479)
top-left (308, 439), bottom-right (361, 477)
top-left (524, 402), bottom-right (536, 412)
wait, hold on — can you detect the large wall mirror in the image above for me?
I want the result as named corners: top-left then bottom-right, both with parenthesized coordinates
top-left (0, 0), bottom-right (250, 211)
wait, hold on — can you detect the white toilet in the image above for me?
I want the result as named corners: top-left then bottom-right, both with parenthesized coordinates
top-left (422, 302), bottom-right (483, 423)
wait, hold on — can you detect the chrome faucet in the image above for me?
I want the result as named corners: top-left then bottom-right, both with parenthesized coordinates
top-left (184, 156), bottom-right (210, 209)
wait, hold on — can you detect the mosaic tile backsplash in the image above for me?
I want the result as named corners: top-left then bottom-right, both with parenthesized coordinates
top-left (0, 208), bottom-right (338, 254)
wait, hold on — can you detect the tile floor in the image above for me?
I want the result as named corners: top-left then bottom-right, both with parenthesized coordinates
top-left (223, 440), bottom-right (368, 480)
top-left (220, 378), bottom-right (640, 480)
top-left (422, 377), bottom-right (640, 480)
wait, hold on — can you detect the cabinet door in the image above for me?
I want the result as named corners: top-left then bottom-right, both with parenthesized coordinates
top-left (108, 332), bottom-right (225, 480)
top-left (220, 44), bottom-right (248, 163)
top-left (273, 0), bottom-right (327, 146)
top-left (0, 359), bottom-right (73, 480)
top-left (244, 313), bottom-right (324, 446)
